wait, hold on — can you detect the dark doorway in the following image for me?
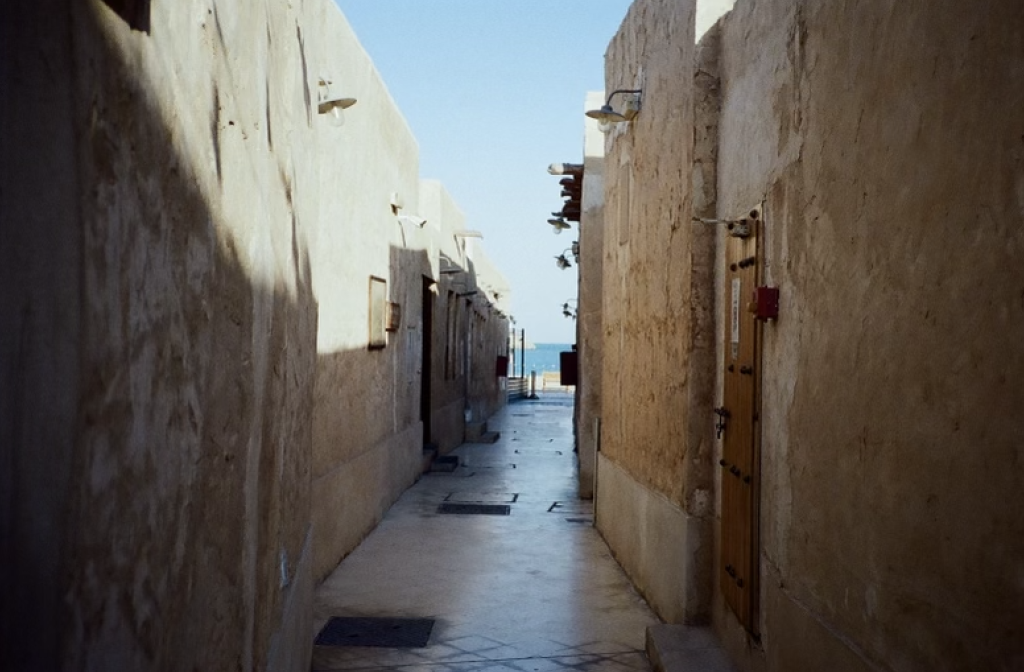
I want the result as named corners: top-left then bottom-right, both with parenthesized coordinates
top-left (420, 278), bottom-right (434, 446)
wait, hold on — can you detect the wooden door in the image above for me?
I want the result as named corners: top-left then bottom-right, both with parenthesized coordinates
top-left (421, 278), bottom-right (434, 446)
top-left (718, 208), bottom-right (763, 634)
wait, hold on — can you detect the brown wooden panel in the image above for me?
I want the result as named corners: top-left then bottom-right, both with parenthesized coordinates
top-left (720, 215), bottom-right (762, 633)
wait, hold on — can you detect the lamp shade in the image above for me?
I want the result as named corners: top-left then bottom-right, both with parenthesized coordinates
top-left (585, 104), bottom-right (627, 123)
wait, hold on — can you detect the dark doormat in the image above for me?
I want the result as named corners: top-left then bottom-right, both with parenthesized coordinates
top-left (437, 502), bottom-right (511, 515)
top-left (314, 617), bottom-right (435, 648)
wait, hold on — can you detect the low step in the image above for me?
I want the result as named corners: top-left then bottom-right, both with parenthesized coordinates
top-left (465, 421), bottom-right (501, 444)
top-left (421, 443), bottom-right (439, 473)
top-left (645, 625), bottom-right (736, 672)
top-left (464, 422), bottom-right (487, 442)
top-left (430, 455), bottom-right (459, 473)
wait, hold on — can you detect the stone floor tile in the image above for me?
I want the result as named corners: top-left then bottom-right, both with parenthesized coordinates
top-left (313, 393), bottom-right (657, 672)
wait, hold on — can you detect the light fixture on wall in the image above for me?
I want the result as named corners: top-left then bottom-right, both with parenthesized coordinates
top-left (562, 299), bottom-right (578, 320)
top-left (548, 217), bottom-right (571, 234)
top-left (317, 77), bottom-right (357, 126)
top-left (585, 88), bottom-right (642, 125)
top-left (397, 215), bottom-right (427, 228)
top-left (547, 163), bottom-right (584, 176)
top-left (555, 249), bottom-right (574, 270)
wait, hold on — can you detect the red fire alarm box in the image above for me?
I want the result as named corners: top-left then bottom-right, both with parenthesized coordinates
top-left (495, 355), bottom-right (509, 377)
top-left (754, 286), bottom-right (780, 321)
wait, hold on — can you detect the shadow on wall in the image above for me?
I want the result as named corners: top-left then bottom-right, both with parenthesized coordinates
top-left (309, 247), bottom-right (510, 582)
top-left (3, 2), bottom-right (322, 670)
top-left (5, 2), bottom-right (511, 668)
top-left (310, 245), bottom-right (432, 582)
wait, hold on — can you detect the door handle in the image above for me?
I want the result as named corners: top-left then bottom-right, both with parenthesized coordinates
top-left (714, 407), bottom-right (730, 439)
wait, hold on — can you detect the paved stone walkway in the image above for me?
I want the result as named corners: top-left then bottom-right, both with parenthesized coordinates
top-left (312, 392), bottom-right (660, 671)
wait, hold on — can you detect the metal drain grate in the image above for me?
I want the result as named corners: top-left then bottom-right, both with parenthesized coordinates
top-left (437, 503), bottom-right (511, 516)
top-left (445, 492), bottom-right (518, 503)
top-left (315, 617), bottom-right (435, 648)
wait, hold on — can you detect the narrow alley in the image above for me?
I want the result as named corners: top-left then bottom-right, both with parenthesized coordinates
top-left (312, 392), bottom-right (658, 672)
top-left (5, 1), bottom-right (1023, 671)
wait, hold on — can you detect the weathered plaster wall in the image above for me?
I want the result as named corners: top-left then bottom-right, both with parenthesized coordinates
top-left (2, 0), bottom-right (509, 669)
top-left (0, 0), bottom-right (324, 668)
top-left (464, 241), bottom-right (512, 428)
top-left (596, 454), bottom-right (711, 623)
top-left (600, 0), bottom-right (704, 506)
top-left (71, 2), bottom-right (319, 670)
top-left (711, 1), bottom-right (1024, 670)
top-left (577, 92), bottom-right (606, 500)
top-left (309, 3), bottom-right (425, 582)
top-left (312, 160), bottom-right (510, 579)
top-left (418, 181), bottom-right (509, 454)
top-left (596, 0), bottom-right (715, 625)
top-left (421, 180), bottom-right (471, 453)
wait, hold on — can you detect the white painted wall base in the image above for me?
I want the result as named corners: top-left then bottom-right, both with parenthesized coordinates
top-left (596, 453), bottom-right (712, 624)
top-left (312, 423), bottom-right (421, 579)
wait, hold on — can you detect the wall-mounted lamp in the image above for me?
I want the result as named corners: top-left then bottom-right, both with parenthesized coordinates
top-left (570, 240), bottom-right (579, 262)
top-left (548, 217), bottom-right (571, 234)
top-left (547, 162), bottom-right (584, 176)
top-left (397, 215), bottom-right (427, 228)
top-left (317, 78), bottom-right (357, 126)
top-left (691, 206), bottom-right (762, 239)
top-left (585, 89), bottom-right (642, 125)
top-left (555, 249), bottom-right (574, 270)
top-left (562, 299), bottom-right (578, 320)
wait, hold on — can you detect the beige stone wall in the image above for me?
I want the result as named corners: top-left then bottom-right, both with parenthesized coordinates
top-left (62, 2), bottom-right (320, 669)
top-left (1, 1), bottom-right (508, 669)
top-left (577, 91), bottom-right (606, 499)
top-left (596, 0), bottom-right (717, 625)
top-left (308, 5), bottom-right (426, 581)
top-left (594, 0), bottom-right (1024, 666)
top-left (464, 241), bottom-right (511, 428)
top-left (600, 0), bottom-right (704, 508)
top-left (421, 181), bottom-right (472, 453)
top-left (417, 182), bottom-right (510, 454)
top-left (300, 14), bottom-right (511, 586)
top-left (596, 454), bottom-right (713, 623)
top-left (711, 1), bottom-right (1024, 670)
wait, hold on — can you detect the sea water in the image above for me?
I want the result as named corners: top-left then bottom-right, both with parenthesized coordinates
top-left (511, 343), bottom-right (573, 376)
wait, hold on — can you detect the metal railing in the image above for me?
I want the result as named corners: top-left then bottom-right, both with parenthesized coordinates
top-left (507, 377), bottom-right (529, 401)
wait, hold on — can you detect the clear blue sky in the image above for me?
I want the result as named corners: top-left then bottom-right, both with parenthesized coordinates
top-left (333, 0), bottom-right (633, 343)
